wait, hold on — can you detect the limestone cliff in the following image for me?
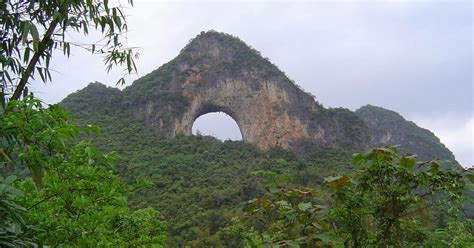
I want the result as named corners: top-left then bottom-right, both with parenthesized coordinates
top-left (60, 31), bottom-right (458, 165)
top-left (121, 31), bottom-right (368, 150)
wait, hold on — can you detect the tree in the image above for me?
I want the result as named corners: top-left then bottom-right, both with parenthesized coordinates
top-left (326, 146), bottom-right (471, 247)
top-left (0, 1), bottom-right (169, 246)
top-left (241, 170), bottom-right (332, 247)
top-left (239, 146), bottom-right (472, 247)
top-left (0, 95), bottom-right (167, 246)
top-left (1, 0), bottom-right (137, 101)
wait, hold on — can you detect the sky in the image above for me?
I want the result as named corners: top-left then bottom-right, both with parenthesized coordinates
top-left (29, 0), bottom-right (473, 167)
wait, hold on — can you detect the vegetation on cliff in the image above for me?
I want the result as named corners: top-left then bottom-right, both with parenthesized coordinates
top-left (356, 105), bottom-right (459, 167)
top-left (61, 86), bottom-right (354, 245)
top-left (57, 84), bottom-right (473, 247)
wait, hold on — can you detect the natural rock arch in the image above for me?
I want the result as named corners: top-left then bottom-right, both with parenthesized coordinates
top-left (173, 75), bottom-right (311, 149)
top-left (192, 111), bottom-right (243, 140)
top-left (124, 31), bottom-right (369, 151)
top-left (61, 31), bottom-right (460, 165)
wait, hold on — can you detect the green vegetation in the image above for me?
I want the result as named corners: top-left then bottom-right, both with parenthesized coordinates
top-left (311, 107), bottom-right (369, 148)
top-left (58, 85), bottom-right (473, 247)
top-left (2, 70), bottom-right (472, 248)
top-left (61, 89), bottom-right (354, 245)
top-left (1, 1), bottom-right (166, 246)
top-left (122, 61), bottom-right (184, 107)
top-left (1, 0), bottom-right (137, 100)
top-left (235, 147), bottom-right (473, 247)
top-left (1, 96), bottom-right (167, 247)
top-left (1, 2), bottom-right (472, 246)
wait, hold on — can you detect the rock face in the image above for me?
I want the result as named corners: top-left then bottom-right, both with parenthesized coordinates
top-left (356, 105), bottom-right (459, 167)
top-left (122, 31), bottom-right (369, 150)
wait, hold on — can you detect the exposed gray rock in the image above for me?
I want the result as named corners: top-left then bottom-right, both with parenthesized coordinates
top-left (122, 31), bottom-right (369, 150)
top-left (61, 31), bottom-right (459, 167)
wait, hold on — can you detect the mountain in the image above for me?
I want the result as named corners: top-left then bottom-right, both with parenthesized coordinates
top-left (119, 30), bottom-right (369, 152)
top-left (59, 31), bottom-right (462, 245)
top-left (356, 105), bottom-right (459, 167)
top-left (60, 82), bottom-right (356, 246)
top-left (63, 30), bottom-right (458, 166)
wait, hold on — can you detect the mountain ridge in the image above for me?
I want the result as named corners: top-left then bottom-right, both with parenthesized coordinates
top-left (61, 30), bottom-right (460, 167)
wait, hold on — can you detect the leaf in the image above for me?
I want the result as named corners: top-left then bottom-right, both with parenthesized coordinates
top-left (283, 240), bottom-right (300, 248)
top-left (314, 233), bottom-right (330, 243)
top-left (352, 153), bottom-right (364, 165)
top-left (275, 200), bottom-right (290, 207)
top-left (29, 24), bottom-right (39, 48)
top-left (4, 175), bottom-right (17, 185)
top-left (400, 155), bottom-right (416, 171)
top-left (30, 164), bottom-right (43, 189)
top-left (324, 175), bottom-right (350, 190)
top-left (37, 67), bottom-right (45, 82)
top-left (313, 204), bottom-right (327, 209)
top-left (298, 202), bottom-right (312, 211)
top-left (23, 47), bottom-right (30, 63)
top-left (269, 186), bottom-right (279, 194)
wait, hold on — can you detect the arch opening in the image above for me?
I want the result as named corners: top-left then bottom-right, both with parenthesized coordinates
top-left (192, 112), bottom-right (243, 141)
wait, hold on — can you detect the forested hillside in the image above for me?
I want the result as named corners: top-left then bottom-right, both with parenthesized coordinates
top-left (356, 105), bottom-right (459, 168)
top-left (60, 83), bottom-right (473, 246)
top-left (2, 1), bottom-right (471, 247)
top-left (60, 83), bottom-right (356, 245)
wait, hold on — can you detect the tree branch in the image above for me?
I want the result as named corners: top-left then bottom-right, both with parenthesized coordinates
top-left (11, 18), bottom-right (59, 100)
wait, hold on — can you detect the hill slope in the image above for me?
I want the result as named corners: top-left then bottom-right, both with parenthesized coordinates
top-left (356, 105), bottom-right (459, 168)
top-left (61, 83), bottom-right (355, 246)
top-left (120, 30), bottom-right (369, 151)
top-left (59, 31), bottom-right (462, 245)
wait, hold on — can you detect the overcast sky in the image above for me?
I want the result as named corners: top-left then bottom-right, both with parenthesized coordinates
top-left (30, 0), bottom-right (473, 167)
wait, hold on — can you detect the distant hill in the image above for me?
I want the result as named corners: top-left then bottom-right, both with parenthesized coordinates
top-left (356, 105), bottom-right (459, 168)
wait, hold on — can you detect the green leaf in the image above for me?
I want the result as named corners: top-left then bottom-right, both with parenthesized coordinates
top-left (21, 21), bottom-right (30, 44)
top-left (269, 186), bottom-right (279, 194)
top-left (352, 153), bottom-right (364, 165)
top-left (37, 67), bottom-right (45, 82)
top-left (298, 202), bottom-right (312, 211)
top-left (314, 233), bottom-right (330, 242)
top-left (324, 175), bottom-right (350, 190)
top-left (4, 175), bottom-right (17, 185)
top-left (29, 24), bottom-right (39, 43)
top-left (284, 240), bottom-right (300, 248)
top-left (400, 155), bottom-right (416, 171)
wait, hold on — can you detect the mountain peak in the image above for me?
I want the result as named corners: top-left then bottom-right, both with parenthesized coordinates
top-left (355, 104), bottom-right (459, 167)
top-left (176, 30), bottom-right (263, 66)
top-left (181, 30), bottom-right (254, 52)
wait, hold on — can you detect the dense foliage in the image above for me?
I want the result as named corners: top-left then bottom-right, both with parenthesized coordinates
top-left (0, 96), bottom-right (167, 247)
top-left (1, 2), bottom-right (471, 246)
top-left (60, 84), bottom-right (473, 247)
top-left (60, 85), bottom-right (356, 246)
top-left (236, 147), bottom-right (473, 247)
